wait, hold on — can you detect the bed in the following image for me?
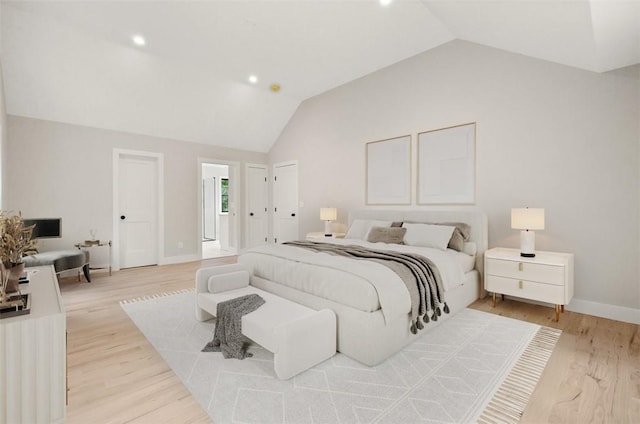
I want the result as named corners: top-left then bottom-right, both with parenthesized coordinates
top-left (239, 209), bottom-right (488, 366)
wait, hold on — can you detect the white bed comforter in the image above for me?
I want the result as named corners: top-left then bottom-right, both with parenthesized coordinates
top-left (238, 238), bottom-right (465, 324)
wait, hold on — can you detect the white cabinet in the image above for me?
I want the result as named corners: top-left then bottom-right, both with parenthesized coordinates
top-left (484, 247), bottom-right (574, 321)
top-left (0, 265), bottom-right (66, 423)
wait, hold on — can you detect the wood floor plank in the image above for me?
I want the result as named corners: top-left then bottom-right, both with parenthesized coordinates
top-left (61, 258), bottom-right (638, 423)
top-left (471, 297), bottom-right (638, 424)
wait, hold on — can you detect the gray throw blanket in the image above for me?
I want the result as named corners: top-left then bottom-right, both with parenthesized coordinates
top-left (284, 241), bottom-right (449, 334)
top-left (202, 294), bottom-right (265, 359)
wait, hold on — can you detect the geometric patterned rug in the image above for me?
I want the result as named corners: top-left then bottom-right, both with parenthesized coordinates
top-left (121, 290), bottom-right (560, 424)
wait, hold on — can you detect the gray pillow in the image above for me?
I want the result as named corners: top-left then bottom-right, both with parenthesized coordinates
top-left (447, 228), bottom-right (465, 252)
top-left (440, 222), bottom-right (471, 241)
top-left (367, 226), bottom-right (407, 244)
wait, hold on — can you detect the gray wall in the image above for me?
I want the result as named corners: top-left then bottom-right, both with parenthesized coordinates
top-left (5, 116), bottom-right (267, 261)
top-left (269, 40), bottom-right (640, 315)
top-left (0, 61), bottom-right (7, 209)
top-left (0, 9), bottom-right (4, 208)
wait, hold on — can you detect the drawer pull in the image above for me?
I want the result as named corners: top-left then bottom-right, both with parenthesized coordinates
top-left (518, 262), bottom-right (523, 271)
top-left (519, 280), bottom-right (523, 289)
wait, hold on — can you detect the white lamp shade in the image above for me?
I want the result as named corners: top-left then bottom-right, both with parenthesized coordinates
top-left (320, 207), bottom-right (337, 221)
top-left (511, 208), bottom-right (545, 230)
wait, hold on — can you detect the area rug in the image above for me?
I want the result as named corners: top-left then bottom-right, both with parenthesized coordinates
top-left (121, 290), bottom-right (560, 424)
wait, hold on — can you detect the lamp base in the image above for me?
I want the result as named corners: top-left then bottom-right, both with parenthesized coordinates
top-left (520, 230), bottom-right (536, 258)
top-left (324, 221), bottom-right (332, 237)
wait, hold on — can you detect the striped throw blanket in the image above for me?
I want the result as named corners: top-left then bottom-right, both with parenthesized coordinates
top-left (284, 241), bottom-right (449, 334)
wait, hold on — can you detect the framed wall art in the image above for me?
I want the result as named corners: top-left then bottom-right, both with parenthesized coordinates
top-left (366, 135), bottom-right (411, 205)
top-left (418, 122), bottom-right (476, 204)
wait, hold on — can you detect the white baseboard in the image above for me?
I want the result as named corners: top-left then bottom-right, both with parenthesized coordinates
top-left (566, 298), bottom-right (639, 325)
top-left (159, 254), bottom-right (200, 266)
top-left (500, 295), bottom-right (639, 325)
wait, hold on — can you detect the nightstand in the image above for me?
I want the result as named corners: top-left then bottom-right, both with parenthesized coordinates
top-left (484, 247), bottom-right (574, 321)
top-left (306, 232), bottom-right (345, 240)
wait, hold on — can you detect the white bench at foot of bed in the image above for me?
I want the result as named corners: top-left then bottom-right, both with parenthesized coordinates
top-left (195, 264), bottom-right (337, 380)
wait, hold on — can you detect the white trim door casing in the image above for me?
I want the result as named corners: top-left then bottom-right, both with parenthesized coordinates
top-left (112, 149), bottom-right (164, 271)
top-left (245, 163), bottom-right (268, 249)
top-left (272, 160), bottom-right (299, 244)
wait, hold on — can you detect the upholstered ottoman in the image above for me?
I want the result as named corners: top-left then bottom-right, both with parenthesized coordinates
top-left (196, 264), bottom-right (336, 380)
top-left (24, 250), bottom-right (91, 282)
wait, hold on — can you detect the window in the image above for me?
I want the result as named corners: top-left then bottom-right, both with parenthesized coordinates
top-left (221, 178), bottom-right (229, 213)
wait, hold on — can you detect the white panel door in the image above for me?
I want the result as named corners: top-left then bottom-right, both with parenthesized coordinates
top-left (273, 161), bottom-right (299, 244)
top-left (119, 155), bottom-right (158, 268)
top-left (203, 178), bottom-right (216, 240)
top-left (246, 164), bottom-right (268, 248)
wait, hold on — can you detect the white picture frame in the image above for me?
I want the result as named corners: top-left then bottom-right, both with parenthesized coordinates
top-left (418, 122), bottom-right (476, 204)
top-left (366, 135), bottom-right (411, 205)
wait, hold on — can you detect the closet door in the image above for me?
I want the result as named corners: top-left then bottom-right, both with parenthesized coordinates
top-left (246, 164), bottom-right (268, 248)
top-left (273, 161), bottom-right (298, 244)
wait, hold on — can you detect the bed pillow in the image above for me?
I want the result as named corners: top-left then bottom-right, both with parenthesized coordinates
top-left (440, 222), bottom-right (471, 241)
top-left (462, 241), bottom-right (477, 256)
top-left (442, 222), bottom-right (471, 251)
top-left (403, 221), bottom-right (471, 251)
top-left (367, 226), bottom-right (407, 244)
top-left (345, 219), bottom-right (393, 240)
top-left (401, 223), bottom-right (456, 250)
top-left (447, 228), bottom-right (465, 252)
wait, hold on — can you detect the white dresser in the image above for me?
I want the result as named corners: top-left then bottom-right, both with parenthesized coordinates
top-left (0, 265), bottom-right (66, 423)
top-left (484, 247), bottom-right (574, 321)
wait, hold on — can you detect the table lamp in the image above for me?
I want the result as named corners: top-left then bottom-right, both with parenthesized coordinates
top-left (320, 207), bottom-right (337, 236)
top-left (511, 208), bottom-right (545, 257)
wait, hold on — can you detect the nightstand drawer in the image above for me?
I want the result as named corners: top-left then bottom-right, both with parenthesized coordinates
top-left (486, 275), bottom-right (565, 304)
top-left (486, 258), bottom-right (565, 286)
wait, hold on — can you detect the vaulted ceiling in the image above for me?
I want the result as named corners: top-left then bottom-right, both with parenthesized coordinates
top-left (1, 0), bottom-right (638, 153)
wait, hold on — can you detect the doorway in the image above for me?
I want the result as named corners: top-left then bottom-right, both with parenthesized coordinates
top-left (199, 160), bottom-right (239, 259)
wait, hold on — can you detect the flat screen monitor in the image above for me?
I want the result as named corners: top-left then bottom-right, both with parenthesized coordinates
top-left (23, 218), bottom-right (62, 239)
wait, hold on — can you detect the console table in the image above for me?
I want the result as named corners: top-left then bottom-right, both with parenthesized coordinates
top-left (0, 265), bottom-right (66, 423)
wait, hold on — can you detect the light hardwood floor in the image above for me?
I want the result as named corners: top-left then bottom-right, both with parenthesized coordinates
top-left (61, 258), bottom-right (639, 423)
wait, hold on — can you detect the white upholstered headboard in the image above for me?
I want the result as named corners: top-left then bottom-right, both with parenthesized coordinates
top-left (349, 209), bottom-right (488, 278)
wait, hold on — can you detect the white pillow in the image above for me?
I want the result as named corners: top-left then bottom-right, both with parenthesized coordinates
top-left (345, 219), bottom-right (392, 240)
top-left (401, 223), bottom-right (456, 250)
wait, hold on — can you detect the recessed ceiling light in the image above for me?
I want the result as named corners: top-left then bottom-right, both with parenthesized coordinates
top-left (248, 75), bottom-right (258, 84)
top-left (379, 0), bottom-right (392, 6)
top-left (132, 35), bottom-right (146, 46)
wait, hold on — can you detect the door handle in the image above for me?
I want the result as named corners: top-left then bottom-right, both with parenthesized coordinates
top-left (291, 213), bottom-right (296, 217)
top-left (120, 215), bottom-right (126, 220)
top-left (250, 212), bottom-right (254, 216)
